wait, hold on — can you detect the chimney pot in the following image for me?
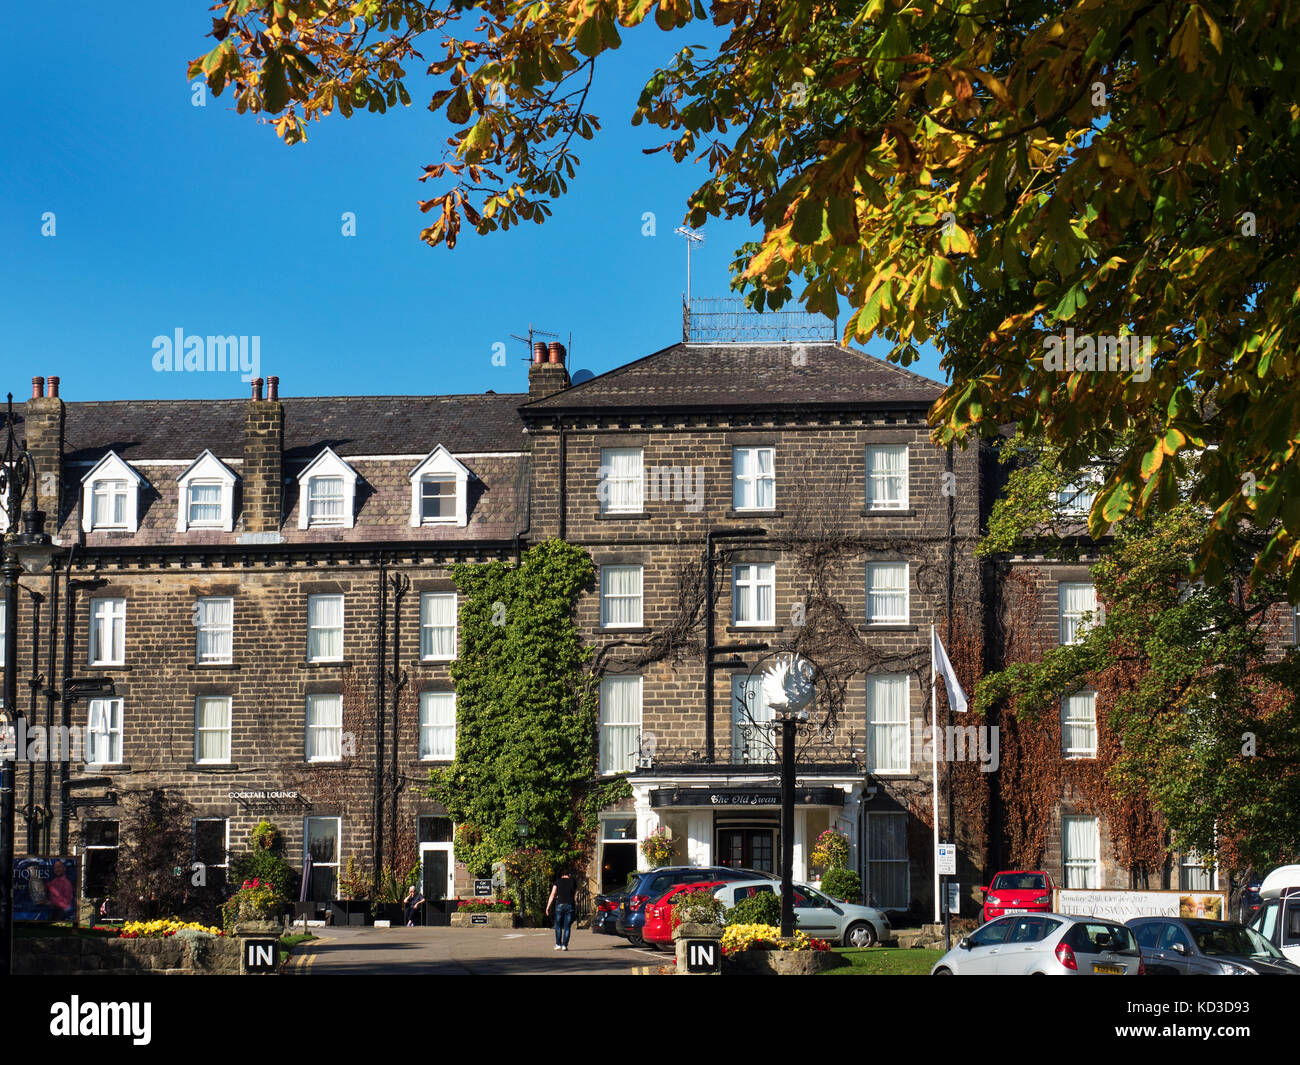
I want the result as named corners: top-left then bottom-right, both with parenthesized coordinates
top-left (548, 342), bottom-right (565, 365)
top-left (251, 377), bottom-right (264, 401)
top-left (47, 376), bottom-right (59, 398)
top-left (267, 376), bottom-right (279, 401)
top-left (32, 377), bottom-right (44, 399)
top-left (533, 342), bottom-right (547, 365)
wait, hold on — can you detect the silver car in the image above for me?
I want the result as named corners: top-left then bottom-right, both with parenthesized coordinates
top-left (713, 880), bottom-right (890, 947)
top-left (930, 913), bottom-right (1144, 975)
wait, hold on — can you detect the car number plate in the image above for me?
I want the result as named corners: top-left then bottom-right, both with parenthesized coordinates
top-left (1092, 963), bottom-right (1124, 975)
top-left (1006, 908), bottom-right (1027, 914)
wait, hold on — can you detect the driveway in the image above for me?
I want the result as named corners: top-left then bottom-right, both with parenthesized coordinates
top-left (285, 926), bottom-right (667, 975)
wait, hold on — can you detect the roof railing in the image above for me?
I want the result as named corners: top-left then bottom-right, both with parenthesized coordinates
top-left (683, 296), bottom-right (838, 344)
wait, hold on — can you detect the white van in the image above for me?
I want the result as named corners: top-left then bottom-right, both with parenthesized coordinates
top-left (1246, 865), bottom-right (1300, 963)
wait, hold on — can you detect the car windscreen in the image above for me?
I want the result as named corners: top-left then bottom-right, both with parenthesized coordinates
top-left (1186, 921), bottom-right (1284, 959)
top-left (991, 873), bottom-right (1047, 892)
top-left (1067, 922), bottom-right (1139, 956)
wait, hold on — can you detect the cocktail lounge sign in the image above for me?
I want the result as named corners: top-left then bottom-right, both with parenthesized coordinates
top-left (228, 790), bottom-right (311, 810)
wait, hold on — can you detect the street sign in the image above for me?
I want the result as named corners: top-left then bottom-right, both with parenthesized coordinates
top-left (473, 878), bottom-right (493, 897)
top-left (470, 913), bottom-right (489, 925)
top-left (244, 939), bottom-right (278, 973)
top-left (684, 939), bottom-right (721, 974)
top-left (946, 883), bottom-right (960, 915)
top-left (936, 843), bottom-right (957, 876)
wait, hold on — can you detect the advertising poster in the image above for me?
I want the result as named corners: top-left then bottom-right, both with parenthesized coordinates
top-left (1055, 888), bottom-right (1226, 923)
top-left (14, 857), bottom-right (79, 922)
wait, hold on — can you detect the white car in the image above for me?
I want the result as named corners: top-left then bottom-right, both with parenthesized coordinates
top-left (930, 913), bottom-right (1144, 975)
top-left (1247, 864), bottom-right (1300, 964)
top-left (713, 880), bottom-right (890, 948)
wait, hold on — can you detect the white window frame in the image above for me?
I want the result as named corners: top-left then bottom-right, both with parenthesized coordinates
top-left (731, 562), bottom-right (775, 627)
top-left (307, 594), bottom-right (345, 663)
top-left (866, 562), bottom-right (910, 624)
top-left (600, 565), bottom-right (644, 628)
top-left (1059, 582), bottom-right (1098, 645)
top-left (89, 598), bottom-right (126, 666)
top-left (599, 447), bottom-right (644, 515)
top-left (195, 597), bottom-right (234, 665)
top-left (732, 447), bottom-right (776, 511)
top-left (297, 447), bottom-right (359, 529)
top-left (86, 697), bottom-right (123, 765)
top-left (599, 675), bottom-right (642, 775)
top-left (419, 593), bottom-right (458, 661)
top-left (305, 693), bottom-right (344, 763)
top-left (731, 673), bottom-right (777, 764)
top-left (194, 695), bottom-right (232, 765)
top-left (418, 691), bottom-right (457, 761)
top-left (407, 446), bottom-right (470, 527)
top-left (864, 444), bottom-right (909, 510)
top-left (193, 818), bottom-right (229, 892)
top-left (1178, 849), bottom-right (1216, 891)
top-left (866, 674), bottom-right (911, 774)
top-left (176, 450), bottom-right (238, 533)
top-left (1062, 815), bottom-right (1101, 889)
top-left (1061, 690), bottom-right (1097, 759)
top-left (864, 811), bottom-right (910, 911)
top-left (81, 451), bottom-right (144, 533)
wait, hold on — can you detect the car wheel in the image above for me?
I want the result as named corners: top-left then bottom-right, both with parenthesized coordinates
top-left (933, 967), bottom-right (953, 976)
top-left (844, 921), bottom-right (877, 949)
top-left (626, 932), bottom-right (645, 948)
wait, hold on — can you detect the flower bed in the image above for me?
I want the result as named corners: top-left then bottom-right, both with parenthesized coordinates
top-left (720, 924), bottom-right (831, 954)
top-left (720, 924), bottom-right (845, 974)
top-left (454, 898), bottom-right (515, 913)
top-left (110, 919), bottom-right (225, 939)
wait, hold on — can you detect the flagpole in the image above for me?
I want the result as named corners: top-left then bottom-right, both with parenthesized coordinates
top-left (931, 624), bottom-right (940, 924)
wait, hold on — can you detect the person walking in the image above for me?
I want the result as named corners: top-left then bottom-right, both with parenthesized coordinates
top-left (545, 869), bottom-right (577, 951)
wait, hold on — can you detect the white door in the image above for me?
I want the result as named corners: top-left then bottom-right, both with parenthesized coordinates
top-left (419, 843), bottom-right (455, 911)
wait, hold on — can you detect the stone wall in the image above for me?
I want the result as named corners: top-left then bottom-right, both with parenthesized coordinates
top-left (16, 935), bottom-right (242, 975)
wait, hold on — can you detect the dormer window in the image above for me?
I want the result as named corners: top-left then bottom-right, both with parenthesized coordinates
top-left (408, 446), bottom-right (470, 527)
top-left (176, 450), bottom-right (238, 533)
top-left (81, 451), bottom-right (145, 533)
top-left (297, 448), bottom-right (359, 530)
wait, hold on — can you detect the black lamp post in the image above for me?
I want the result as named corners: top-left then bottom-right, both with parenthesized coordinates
top-left (2, 393), bottom-right (58, 977)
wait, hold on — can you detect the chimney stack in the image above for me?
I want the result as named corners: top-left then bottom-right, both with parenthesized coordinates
top-left (267, 376), bottom-right (279, 401)
top-left (528, 339), bottom-right (570, 401)
top-left (242, 376), bottom-right (283, 538)
top-left (24, 374), bottom-right (66, 526)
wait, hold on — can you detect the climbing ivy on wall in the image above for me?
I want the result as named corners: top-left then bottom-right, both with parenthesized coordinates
top-left (427, 538), bottom-right (630, 877)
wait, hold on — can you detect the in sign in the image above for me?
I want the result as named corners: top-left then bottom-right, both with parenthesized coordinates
top-left (245, 939), bottom-right (277, 972)
top-left (685, 940), bottom-right (720, 974)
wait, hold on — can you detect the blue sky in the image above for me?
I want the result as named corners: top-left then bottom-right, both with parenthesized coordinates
top-left (0, 3), bottom-right (944, 403)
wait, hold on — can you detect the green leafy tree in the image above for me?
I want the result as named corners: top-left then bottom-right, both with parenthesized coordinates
top-left (428, 539), bottom-right (617, 876)
top-left (190, 1), bottom-right (1300, 591)
top-left (115, 788), bottom-right (198, 920)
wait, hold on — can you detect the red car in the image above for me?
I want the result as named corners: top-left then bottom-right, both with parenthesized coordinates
top-left (642, 881), bottom-right (728, 951)
top-left (981, 870), bottom-right (1055, 923)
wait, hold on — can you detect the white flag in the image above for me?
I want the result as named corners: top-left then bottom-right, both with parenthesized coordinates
top-left (932, 629), bottom-right (968, 713)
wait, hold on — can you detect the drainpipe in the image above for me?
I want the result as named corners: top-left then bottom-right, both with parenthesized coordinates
top-left (42, 565), bottom-right (58, 855)
top-left (558, 424), bottom-right (567, 542)
top-left (24, 589), bottom-right (43, 854)
top-left (373, 559), bottom-right (387, 889)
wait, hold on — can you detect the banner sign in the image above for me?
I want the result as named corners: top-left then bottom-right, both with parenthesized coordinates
top-left (1054, 888), bottom-right (1226, 923)
top-left (14, 857), bottom-right (78, 922)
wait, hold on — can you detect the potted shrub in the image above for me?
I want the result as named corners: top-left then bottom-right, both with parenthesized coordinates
top-left (332, 857), bottom-right (372, 926)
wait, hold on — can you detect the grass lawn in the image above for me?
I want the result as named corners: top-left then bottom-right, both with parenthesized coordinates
top-left (823, 946), bottom-right (944, 975)
top-left (279, 932), bottom-right (316, 964)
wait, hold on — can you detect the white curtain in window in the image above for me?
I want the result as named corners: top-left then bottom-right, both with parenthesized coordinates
top-left (733, 448), bottom-right (775, 509)
top-left (600, 676), bottom-right (641, 773)
top-left (310, 477), bottom-right (344, 521)
top-left (1059, 583), bottom-right (1097, 644)
top-left (731, 675), bottom-right (776, 763)
top-left (1061, 691), bottom-right (1097, 757)
top-left (195, 697), bottom-right (230, 762)
top-left (867, 563), bottom-right (908, 622)
top-left (87, 699), bottom-right (121, 763)
top-left (867, 674), bottom-right (909, 772)
top-left (1063, 816), bottom-right (1099, 888)
top-left (733, 563), bottom-right (774, 624)
top-left (601, 449), bottom-right (643, 512)
top-left (90, 599), bottom-right (125, 664)
top-left (420, 594), bottom-right (457, 658)
top-left (306, 695), bottom-right (342, 760)
top-left (197, 598), bottom-right (233, 663)
top-left (308, 596), bottom-right (343, 659)
top-left (866, 445), bottom-right (907, 508)
top-left (189, 483), bottom-right (223, 524)
top-left (601, 566), bottom-right (643, 627)
top-left (419, 693), bottom-right (456, 759)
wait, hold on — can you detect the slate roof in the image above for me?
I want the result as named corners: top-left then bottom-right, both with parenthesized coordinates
top-left (32, 394), bottom-right (529, 465)
top-left (519, 342), bottom-right (944, 414)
